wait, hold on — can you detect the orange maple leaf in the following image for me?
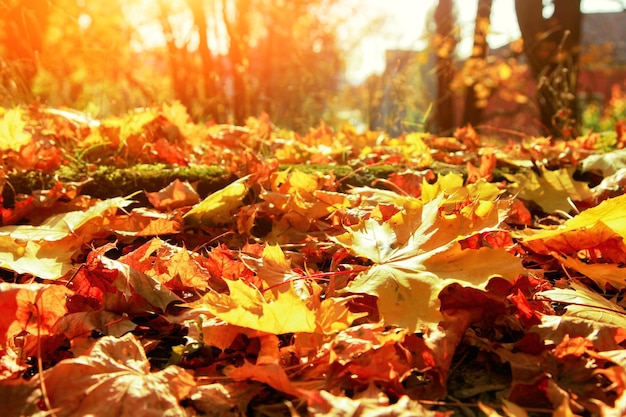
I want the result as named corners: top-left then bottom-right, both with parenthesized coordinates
top-left (0, 283), bottom-right (72, 354)
top-left (146, 179), bottom-right (200, 211)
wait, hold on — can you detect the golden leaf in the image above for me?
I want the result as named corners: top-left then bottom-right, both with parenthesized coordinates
top-left (183, 175), bottom-right (250, 227)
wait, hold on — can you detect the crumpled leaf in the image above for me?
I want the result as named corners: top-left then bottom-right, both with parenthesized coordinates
top-left (581, 148), bottom-right (626, 177)
top-left (558, 254), bottom-right (626, 290)
top-left (188, 382), bottom-right (263, 417)
top-left (99, 255), bottom-right (182, 312)
top-left (306, 389), bottom-right (442, 417)
top-left (40, 333), bottom-right (195, 417)
top-left (183, 175), bottom-right (250, 226)
top-left (240, 243), bottom-right (305, 295)
top-left (0, 378), bottom-right (44, 417)
top-left (333, 195), bottom-right (525, 332)
top-left (146, 179), bottom-right (200, 211)
top-left (107, 208), bottom-right (182, 237)
top-left (119, 238), bottom-right (212, 292)
top-left (531, 314), bottom-right (626, 352)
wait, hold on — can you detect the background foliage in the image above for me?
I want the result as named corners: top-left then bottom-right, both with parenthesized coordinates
top-left (1, 0), bottom-right (625, 136)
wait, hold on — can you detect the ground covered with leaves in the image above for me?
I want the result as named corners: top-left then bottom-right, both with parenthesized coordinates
top-left (2, 103), bottom-right (626, 416)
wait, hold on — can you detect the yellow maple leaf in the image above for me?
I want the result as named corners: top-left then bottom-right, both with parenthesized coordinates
top-left (333, 195), bottom-right (525, 332)
top-left (183, 175), bottom-right (250, 226)
top-left (198, 279), bottom-right (316, 334)
top-left (315, 296), bottom-right (368, 334)
top-left (504, 166), bottom-right (593, 213)
top-left (421, 172), bottom-right (503, 204)
top-left (563, 193), bottom-right (626, 239)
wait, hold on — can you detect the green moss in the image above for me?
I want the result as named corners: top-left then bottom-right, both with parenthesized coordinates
top-left (4, 164), bottom-right (232, 206)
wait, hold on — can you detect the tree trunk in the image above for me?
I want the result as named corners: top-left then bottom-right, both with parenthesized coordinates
top-left (157, 2), bottom-right (194, 113)
top-left (515, 0), bottom-right (582, 138)
top-left (222, 0), bottom-right (250, 126)
top-left (187, 0), bottom-right (220, 122)
top-left (463, 0), bottom-right (493, 127)
top-left (434, 0), bottom-right (457, 134)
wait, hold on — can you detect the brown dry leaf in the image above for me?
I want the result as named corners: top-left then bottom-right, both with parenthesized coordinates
top-left (0, 378), bottom-right (43, 417)
top-left (479, 401), bottom-right (530, 417)
top-left (225, 360), bottom-right (299, 396)
top-left (558, 254), bottom-right (626, 290)
top-left (40, 333), bottom-right (195, 417)
top-left (531, 315), bottom-right (626, 352)
top-left (260, 189), bottom-right (353, 220)
top-left (70, 243), bottom-right (182, 313)
top-left (306, 389), bottom-right (444, 417)
top-left (188, 382), bottom-right (263, 417)
top-left (328, 323), bottom-right (406, 365)
top-left (224, 333), bottom-right (300, 396)
top-left (99, 255), bottom-right (182, 312)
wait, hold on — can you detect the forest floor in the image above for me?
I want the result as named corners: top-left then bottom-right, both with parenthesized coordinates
top-left (1, 103), bottom-right (626, 416)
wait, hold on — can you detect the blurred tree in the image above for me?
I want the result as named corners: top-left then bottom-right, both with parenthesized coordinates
top-left (0, 0), bottom-right (50, 102)
top-left (186, 0), bottom-right (220, 120)
top-left (153, 0), bottom-right (342, 130)
top-left (222, 0), bottom-right (251, 126)
top-left (434, 0), bottom-right (457, 134)
top-left (33, 0), bottom-right (164, 114)
top-left (463, 0), bottom-right (493, 127)
top-left (248, 0), bottom-right (342, 132)
top-left (515, 0), bottom-right (582, 137)
top-left (2, 0), bottom-right (343, 131)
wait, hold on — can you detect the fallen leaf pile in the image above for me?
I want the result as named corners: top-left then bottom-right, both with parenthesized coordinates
top-left (1, 103), bottom-right (626, 416)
